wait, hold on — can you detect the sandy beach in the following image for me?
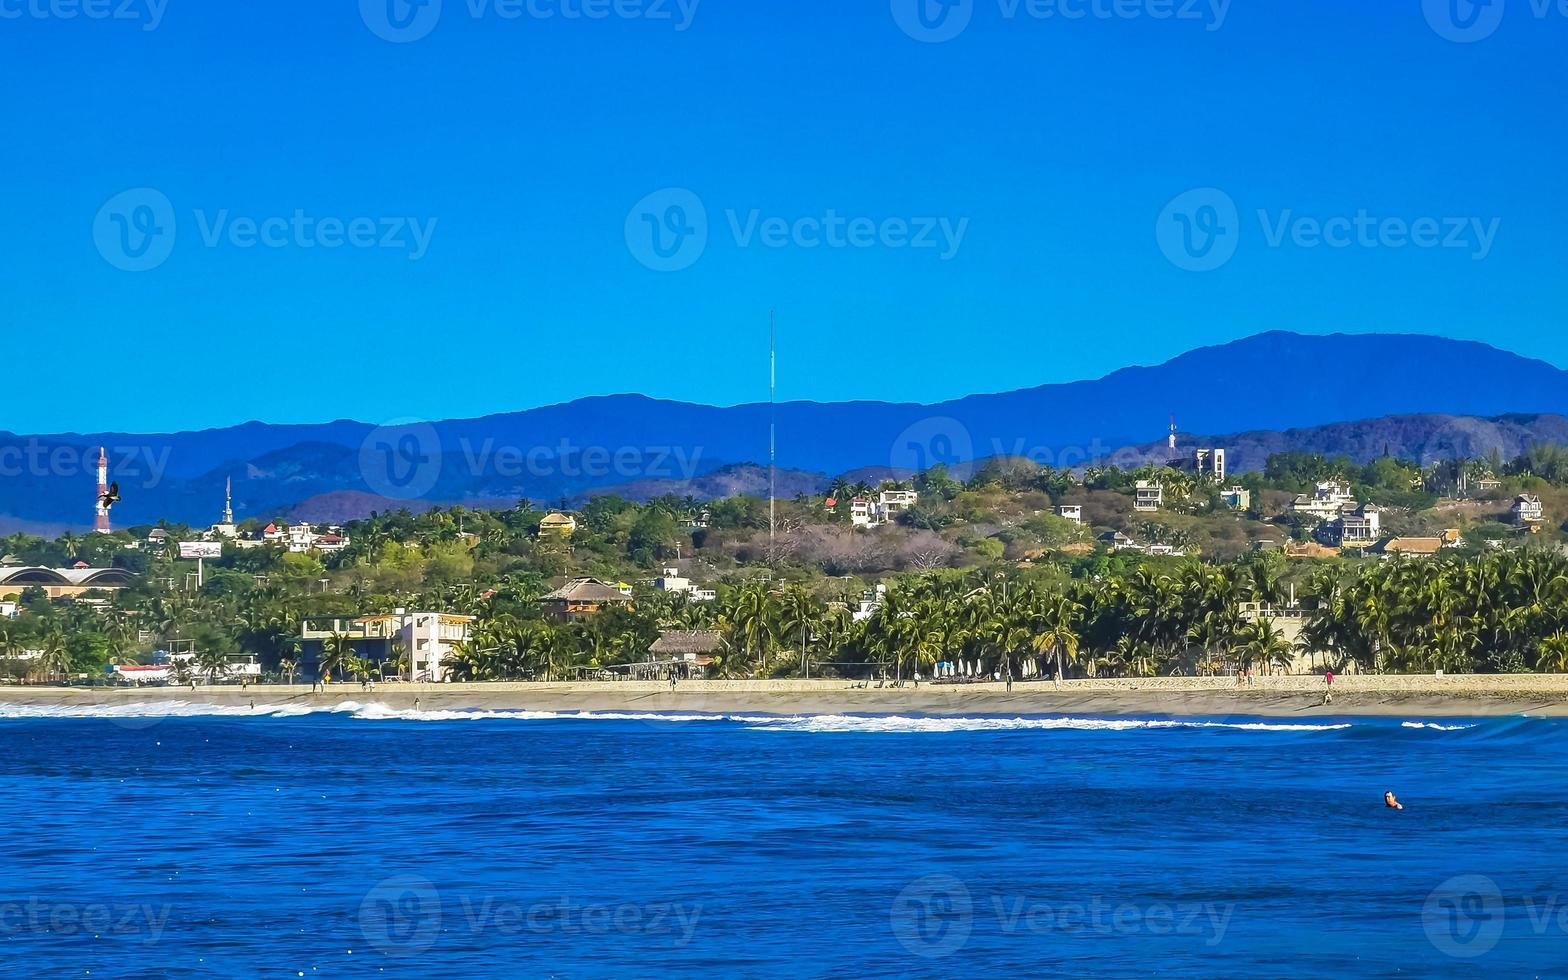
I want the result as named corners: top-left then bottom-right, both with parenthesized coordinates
top-left (4, 674), bottom-right (1568, 717)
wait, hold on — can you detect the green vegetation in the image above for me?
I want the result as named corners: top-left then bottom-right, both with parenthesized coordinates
top-left (5, 445), bottom-right (1568, 683)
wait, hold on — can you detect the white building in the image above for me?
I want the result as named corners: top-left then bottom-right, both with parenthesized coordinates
top-left (1291, 480), bottom-right (1355, 521)
top-left (1134, 480), bottom-right (1163, 512)
top-left (0, 600), bottom-right (16, 619)
top-left (260, 522), bottom-right (350, 554)
top-left (1056, 505), bottom-right (1083, 524)
top-left (1221, 487), bottom-right (1251, 511)
top-left (851, 490), bottom-right (920, 528)
top-left (851, 584), bottom-right (887, 623)
top-left (1513, 494), bottom-right (1545, 527)
top-left (1319, 503), bottom-right (1381, 547)
top-left (301, 610), bottom-right (475, 683)
top-left (654, 567), bottom-right (716, 602)
top-left (1171, 448), bottom-right (1227, 483)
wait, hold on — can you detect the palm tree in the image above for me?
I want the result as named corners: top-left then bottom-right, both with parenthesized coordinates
top-left (194, 647), bottom-right (231, 684)
top-left (39, 630), bottom-right (71, 683)
top-left (319, 632), bottom-right (356, 685)
top-left (1238, 619), bottom-right (1292, 676)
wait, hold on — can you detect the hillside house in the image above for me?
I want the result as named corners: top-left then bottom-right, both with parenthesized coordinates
top-left (852, 490), bottom-right (920, 528)
top-left (540, 578), bottom-right (633, 621)
top-left (1134, 481), bottom-right (1163, 512)
top-left (1221, 486), bottom-right (1251, 511)
top-left (1171, 448), bottom-right (1227, 483)
top-left (1513, 494), bottom-right (1545, 528)
top-left (1291, 480), bottom-right (1355, 522)
top-left (538, 512), bottom-right (578, 538)
top-left (1055, 504), bottom-right (1083, 524)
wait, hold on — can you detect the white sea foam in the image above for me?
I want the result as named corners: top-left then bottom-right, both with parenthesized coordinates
top-left (740, 714), bottom-right (1354, 734)
top-left (1400, 721), bottom-right (1478, 731)
top-left (0, 700), bottom-right (1356, 733)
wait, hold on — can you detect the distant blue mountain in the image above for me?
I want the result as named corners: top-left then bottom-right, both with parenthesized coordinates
top-left (6, 331), bottom-right (1568, 529)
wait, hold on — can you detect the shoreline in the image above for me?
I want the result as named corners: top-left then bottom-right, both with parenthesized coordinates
top-left (3, 675), bottom-right (1567, 718)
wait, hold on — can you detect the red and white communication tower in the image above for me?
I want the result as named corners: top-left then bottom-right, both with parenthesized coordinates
top-left (94, 447), bottom-right (111, 534)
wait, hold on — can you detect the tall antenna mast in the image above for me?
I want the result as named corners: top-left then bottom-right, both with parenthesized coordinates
top-left (769, 310), bottom-right (776, 557)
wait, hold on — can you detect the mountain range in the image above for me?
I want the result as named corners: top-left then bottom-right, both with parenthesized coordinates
top-left (7, 331), bottom-right (1568, 531)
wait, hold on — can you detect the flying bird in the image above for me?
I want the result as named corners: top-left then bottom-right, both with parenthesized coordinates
top-left (100, 482), bottom-right (121, 512)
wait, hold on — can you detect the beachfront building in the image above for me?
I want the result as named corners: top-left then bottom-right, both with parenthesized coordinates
top-left (1291, 480), bottom-right (1355, 522)
top-left (1513, 494), bottom-right (1545, 529)
top-left (1056, 504), bottom-right (1083, 524)
top-left (299, 610), bottom-right (476, 682)
top-left (1237, 600), bottom-right (1318, 672)
top-left (1134, 480), bottom-right (1163, 512)
top-left (540, 578), bottom-right (634, 622)
top-left (0, 600), bottom-right (16, 619)
top-left (851, 584), bottom-right (887, 623)
top-left (0, 566), bottom-right (138, 600)
top-left (644, 630), bottom-right (723, 679)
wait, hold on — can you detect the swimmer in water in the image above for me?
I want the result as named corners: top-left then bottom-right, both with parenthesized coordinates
top-left (1384, 791), bottom-right (1403, 810)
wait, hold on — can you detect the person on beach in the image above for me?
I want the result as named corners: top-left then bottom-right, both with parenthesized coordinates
top-left (1323, 670), bottom-right (1335, 704)
top-left (1384, 791), bottom-right (1403, 810)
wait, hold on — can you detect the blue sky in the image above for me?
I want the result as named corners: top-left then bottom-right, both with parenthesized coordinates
top-left (2, 1), bottom-right (1564, 433)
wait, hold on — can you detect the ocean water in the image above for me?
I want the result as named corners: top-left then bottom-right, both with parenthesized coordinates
top-left (1, 704), bottom-right (1564, 978)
